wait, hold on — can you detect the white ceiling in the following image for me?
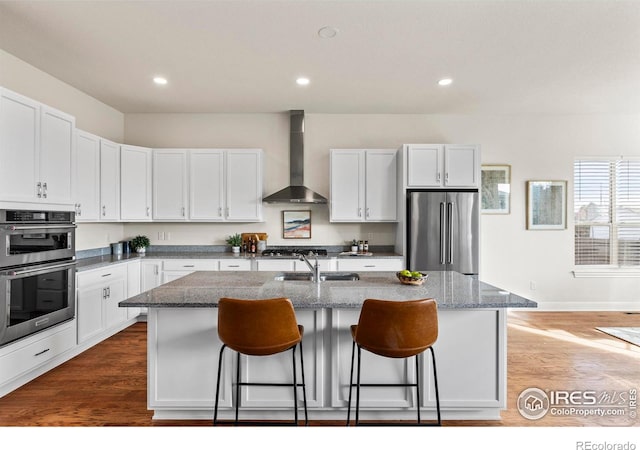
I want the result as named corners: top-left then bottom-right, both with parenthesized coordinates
top-left (1, 0), bottom-right (639, 115)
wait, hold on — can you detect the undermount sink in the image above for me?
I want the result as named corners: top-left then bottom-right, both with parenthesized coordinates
top-left (274, 272), bottom-right (360, 282)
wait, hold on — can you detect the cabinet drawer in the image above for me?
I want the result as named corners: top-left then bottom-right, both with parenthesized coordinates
top-left (77, 265), bottom-right (127, 289)
top-left (219, 260), bottom-right (251, 271)
top-left (337, 258), bottom-right (403, 272)
top-left (0, 322), bottom-right (76, 385)
top-left (163, 260), bottom-right (218, 271)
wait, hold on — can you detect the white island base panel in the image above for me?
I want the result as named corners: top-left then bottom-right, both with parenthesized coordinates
top-left (147, 307), bottom-right (506, 421)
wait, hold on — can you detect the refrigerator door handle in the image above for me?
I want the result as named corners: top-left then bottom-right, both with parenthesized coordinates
top-left (439, 202), bottom-right (445, 264)
top-left (447, 202), bottom-right (453, 264)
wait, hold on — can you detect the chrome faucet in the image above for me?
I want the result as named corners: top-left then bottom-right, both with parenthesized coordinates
top-left (298, 252), bottom-right (320, 283)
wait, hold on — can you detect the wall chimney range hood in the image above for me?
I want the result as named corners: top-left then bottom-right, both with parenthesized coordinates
top-left (263, 110), bottom-right (328, 204)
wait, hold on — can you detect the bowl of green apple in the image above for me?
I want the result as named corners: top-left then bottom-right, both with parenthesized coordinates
top-left (396, 270), bottom-right (428, 286)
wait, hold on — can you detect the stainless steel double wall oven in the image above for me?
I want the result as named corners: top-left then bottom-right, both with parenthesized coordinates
top-left (0, 209), bottom-right (76, 346)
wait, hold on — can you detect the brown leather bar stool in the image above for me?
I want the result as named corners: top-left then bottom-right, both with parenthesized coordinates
top-left (346, 298), bottom-right (441, 426)
top-left (214, 297), bottom-right (308, 426)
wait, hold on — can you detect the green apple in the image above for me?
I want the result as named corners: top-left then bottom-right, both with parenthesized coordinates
top-left (400, 269), bottom-right (412, 277)
top-left (410, 271), bottom-right (422, 278)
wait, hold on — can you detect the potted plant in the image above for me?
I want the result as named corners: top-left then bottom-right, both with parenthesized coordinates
top-left (131, 235), bottom-right (150, 254)
top-left (226, 233), bottom-right (242, 254)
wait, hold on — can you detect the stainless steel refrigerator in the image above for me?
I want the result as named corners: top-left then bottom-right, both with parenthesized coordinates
top-left (407, 190), bottom-right (479, 275)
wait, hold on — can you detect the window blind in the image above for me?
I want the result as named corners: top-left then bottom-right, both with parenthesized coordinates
top-left (574, 158), bottom-right (640, 266)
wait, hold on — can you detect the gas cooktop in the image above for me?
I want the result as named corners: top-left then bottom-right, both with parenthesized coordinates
top-left (261, 248), bottom-right (328, 257)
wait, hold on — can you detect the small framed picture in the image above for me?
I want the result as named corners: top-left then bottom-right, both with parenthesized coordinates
top-left (481, 165), bottom-right (511, 214)
top-left (282, 210), bottom-right (311, 239)
top-left (526, 180), bottom-right (567, 230)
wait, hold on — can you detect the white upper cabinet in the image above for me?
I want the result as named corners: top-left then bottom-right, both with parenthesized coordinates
top-left (120, 144), bottom-right (152, 221)
top-left (189, 149), bottom-right (224, 221)
top-left (74, 130), bottom-right (101, 221)
top-left (0, 87), bottom-right (75, 206)
top-left (330, 149), bottom-right (397, 222)
top-left (100, 139), bottom-right (120, 221)
top-left (153, 148), bottom-right (262, 222)
top-left (225, 149), bottom-right (263, 222)
top-left (153, 149), bottom-right (188, 221)
top-left (405, 144), bottom-right (479, 188)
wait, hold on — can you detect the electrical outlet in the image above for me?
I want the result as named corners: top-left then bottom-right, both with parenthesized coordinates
top-left (530, 281), bottom-right (536, 291)
top-left (157, 232), bottom-right (163, 240)
top-left (166, 232), bottom-right (171, 240)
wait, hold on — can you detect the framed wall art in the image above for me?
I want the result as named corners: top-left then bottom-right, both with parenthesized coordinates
top-left (282, 210), bottom-right (312, 239)
top-left (526, 180), bottom-right (567, 230)
top-left (481, 165), bottom-right (511, 214)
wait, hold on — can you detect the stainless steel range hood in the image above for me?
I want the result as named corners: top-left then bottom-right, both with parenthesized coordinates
top-left (263, 110), bottom-right (328, 204)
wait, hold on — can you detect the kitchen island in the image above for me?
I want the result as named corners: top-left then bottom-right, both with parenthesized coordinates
top-left (120, 270), bottom-right (536, 421)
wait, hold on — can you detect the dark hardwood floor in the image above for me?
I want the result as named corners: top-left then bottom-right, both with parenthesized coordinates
top-left (1, 311), bottom-right (639, 427)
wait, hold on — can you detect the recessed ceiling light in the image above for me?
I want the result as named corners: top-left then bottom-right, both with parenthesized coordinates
top-left (318, 26), bottom-right (338, 38)
top-left (153, 76), bottom-right (168, 85)
top-left (296, 77), bottom-right (310, 86)
top-left (438, 78), bottom-right (453, 86)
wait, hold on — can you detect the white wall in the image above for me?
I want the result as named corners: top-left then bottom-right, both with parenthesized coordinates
top-left (125, 112), bottom-right (640, 311)
top-left (0, 48), bottom-right (126, 248)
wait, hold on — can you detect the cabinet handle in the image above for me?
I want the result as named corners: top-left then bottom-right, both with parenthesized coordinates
top-left (146, 207), bottom-right (150, 217)
top-left (34, 348), bottom-right (50, 357)
top-left (42, 182), bottom-right (48, 198)
top-left (77, 203), bottom-right (82, 216)
top-left (225, 207), bottom-right (229, 217)
top-left (227, 265), bottom-right (240, 268)
top-left (37, 182), bottom-right (42, 198)
top-left (106, 286), bottom-right (111, 298)
top-left (183, 265), bottom-right (195, 268)
top-left (102, 288), bottom-right (107, 299)
top-left (101, 273), bottom-right (112, 277)
top-left (358, 208), bottom-right (362, 217)
top-left (154, 266), bottom-right (159, 275)
top-left (181, 207), bottom-right (185, 217)
top-left (445, 173), bottom-right (449, 183)
top-left (364, 265), bottom-right (376, 268)
top-left (218, 207), bottom-right (222, 217)
top-left (102, 205), bottom-right (106, 216)
top-left (366, 208), bottom-right (370, 218)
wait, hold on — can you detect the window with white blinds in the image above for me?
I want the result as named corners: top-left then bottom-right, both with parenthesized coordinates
top-left (574, 158), bottom-right (640, 266)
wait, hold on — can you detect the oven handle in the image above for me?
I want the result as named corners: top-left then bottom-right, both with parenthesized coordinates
top-left (3, 224), bottom-right (77, 231)
top-left (6, 261), bottom-right (76, 277)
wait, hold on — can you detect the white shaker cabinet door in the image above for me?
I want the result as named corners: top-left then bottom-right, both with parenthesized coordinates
top-left (406, 144), bottom-right (443, 187)
top-left (120, 144), bottom-right (152, 221)
top-left (444, 144), bottom-right (479, 187)
top-left (364, 149), bottom-right (397, 221)
top-left (0, 88), bottom-right (40, 203)
top-left (39, 105), bottom-right (75, 204)
top-left (330, 150), bottom-right (364, 221)
top-left (99, 139), bottom-right (120, 221)
top-left (189, 149), bottom-right (225, 221)
top-left (225, 150), bottom-right (263, 221)
top-left (75, 130), bottom-right (101, 221)
top-left (153, 149), bottom-right (188, 220)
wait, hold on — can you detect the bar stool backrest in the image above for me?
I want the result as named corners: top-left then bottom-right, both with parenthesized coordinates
top-left (218, 297), bottom-right (302, 356)
top-left (354, 298), bottom-right (438, 358)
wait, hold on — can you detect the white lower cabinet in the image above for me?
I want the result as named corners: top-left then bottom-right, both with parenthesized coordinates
top-left (256, 259), bottom-right (295, 272)
top-left (76, 265), bottom-right (128, 345)
top-left (126, 260), bottom-right (142, 319)
top-left (219, 259), bottom-right (252, 271)
top-left (161, 259), bottom-right (218, 283)
top-left (0, 319), bottom-right (76, 389)
top-left (336, 258), bottom-right (403, 272)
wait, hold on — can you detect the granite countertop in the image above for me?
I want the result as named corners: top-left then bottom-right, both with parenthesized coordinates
top-left (76, 251), bottom-right (403, 272)
top-left (119, 270), bottom-right (537, 310)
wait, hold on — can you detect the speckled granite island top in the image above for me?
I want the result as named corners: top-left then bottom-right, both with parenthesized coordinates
top-left (120, 270), bottom-right (537, 309)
